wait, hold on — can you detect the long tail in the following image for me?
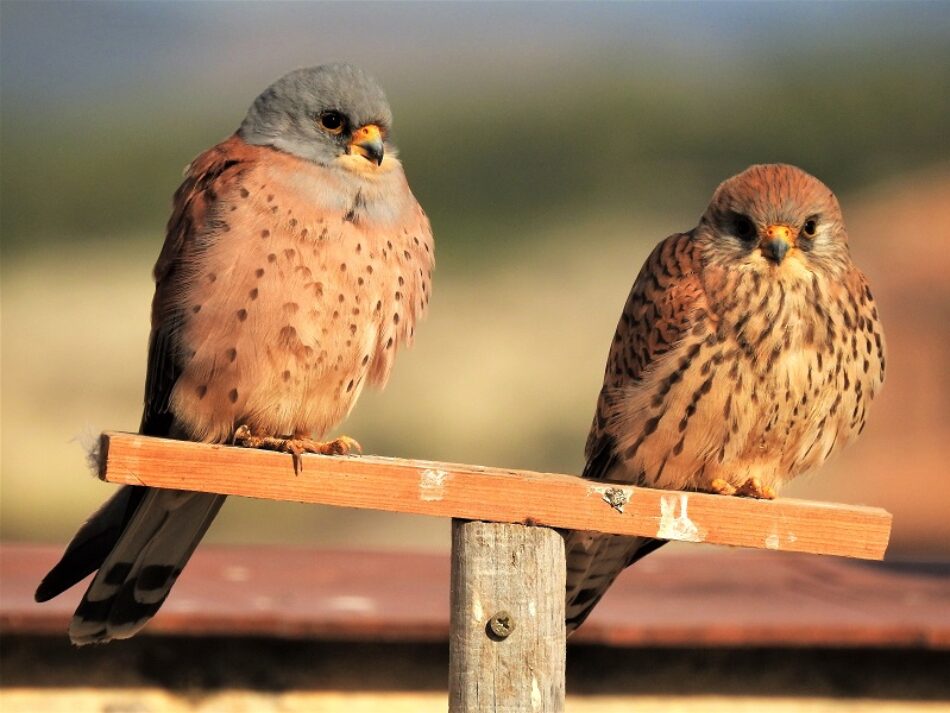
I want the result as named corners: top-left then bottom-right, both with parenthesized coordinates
top-left (563, 532), bottom-right (666, 635)
top-left (35, 486), bottom-right (225, 645)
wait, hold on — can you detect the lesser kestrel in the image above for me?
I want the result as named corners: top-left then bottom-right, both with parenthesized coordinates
top-left (36, 64), bottom-right (434, 644)
top-left (565, 164), bottom-right (885, 633)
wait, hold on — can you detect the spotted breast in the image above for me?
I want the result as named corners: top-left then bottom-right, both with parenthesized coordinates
top-left (160, 135), bottom-right (434, 444)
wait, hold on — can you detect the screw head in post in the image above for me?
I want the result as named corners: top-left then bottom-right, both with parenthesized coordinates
top-left (487, 610), bottom-right (515, 640)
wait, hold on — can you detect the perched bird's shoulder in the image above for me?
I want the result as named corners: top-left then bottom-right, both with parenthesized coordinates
top-left (183, 134), bottom-right (262, 175)
top-left (842, 262), bottom-right (878, 301)
top-left (154, 135), bottom-right (258, 282)
top-left (598, 231), bottom-right (713, 395)
top-left (627, 231), bottom-right (708, 316)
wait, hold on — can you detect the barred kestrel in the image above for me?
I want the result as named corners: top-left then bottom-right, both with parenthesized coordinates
top-left (565, 164), bottom-right (885, 633)
top-left (35, 64), bottom-right (434, 644)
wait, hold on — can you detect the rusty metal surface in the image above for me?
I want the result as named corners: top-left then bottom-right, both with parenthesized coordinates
top-left (2, 543), bottom-right (947, 647)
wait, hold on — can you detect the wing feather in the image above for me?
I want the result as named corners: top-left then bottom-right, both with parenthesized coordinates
top-left (141, 136), bottom-right (255, 436)
top-left (583, 231), bottom-right (709, 481)
top-left (565, 231), bottom-right (709, 635)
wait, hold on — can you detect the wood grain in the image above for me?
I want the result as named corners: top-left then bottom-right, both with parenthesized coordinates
top-left (449, 521), bottom-right (566, 712)
top-left (98, 431), bottom-right (892, 560)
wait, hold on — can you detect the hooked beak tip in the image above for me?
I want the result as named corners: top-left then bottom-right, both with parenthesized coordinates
top-left (349, 141), bottom-right (384, 166)
top-left (349, 124), bottom-right (384, 166)
top-left (762, 224), bottom-right (793, 264)
top-left (763, 238), bottom-right (790, 263)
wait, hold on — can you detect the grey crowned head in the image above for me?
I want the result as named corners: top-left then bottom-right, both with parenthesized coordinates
top-left (239, 63), bottom-right (393, 167)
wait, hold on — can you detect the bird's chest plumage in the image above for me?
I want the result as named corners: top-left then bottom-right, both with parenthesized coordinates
top-left (716, 267), bottom-right (884, 481)
top-left (611, 264), bottom-right (883, 493)
top-left (168, 159), bottom-right (432, 443)
top-left (717, 277), bottom-right (834, 471)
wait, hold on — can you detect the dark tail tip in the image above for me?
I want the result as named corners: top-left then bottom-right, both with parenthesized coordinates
top-left (35, 562), bottom-right (80, 602)
top-left (34, 582), bottom-right (54, 603)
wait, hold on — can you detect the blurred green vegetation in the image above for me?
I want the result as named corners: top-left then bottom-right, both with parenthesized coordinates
top-left (3, 44), bottom-right (948, 267)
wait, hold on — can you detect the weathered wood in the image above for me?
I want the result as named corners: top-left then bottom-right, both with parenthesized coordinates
top-left (99, 431), bottom-right (892, 560)
top-left (449, 521), bottom-right (566, 712)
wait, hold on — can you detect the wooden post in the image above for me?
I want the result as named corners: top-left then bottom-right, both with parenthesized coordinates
top-left (449, 520), bottom-right (566, 713)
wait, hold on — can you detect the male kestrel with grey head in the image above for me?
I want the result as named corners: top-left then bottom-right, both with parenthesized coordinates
top-left (35, 64), bottom-right (434, 644)
top-left (565, 164), bottom-right (885, 633)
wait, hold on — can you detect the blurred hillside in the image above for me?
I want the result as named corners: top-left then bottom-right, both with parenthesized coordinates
top-left (2, 2), bottom-right (949, 555)
top-left (3, 2), bottom-right (949, 260)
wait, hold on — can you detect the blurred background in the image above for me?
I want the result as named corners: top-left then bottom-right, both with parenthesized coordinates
top-left (2, 1), bottom-right (949, 557)
top-left (3, 4), bottom-right (949, 712)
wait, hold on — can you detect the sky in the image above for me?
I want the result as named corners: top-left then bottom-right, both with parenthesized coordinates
top-left (4, 1), bottom-right (949, 111)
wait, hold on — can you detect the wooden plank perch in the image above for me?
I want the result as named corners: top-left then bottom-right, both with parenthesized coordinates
top-left (95, 430), bottom-right (893, 713)
top-left (99, 431), bottom-right (892, 560)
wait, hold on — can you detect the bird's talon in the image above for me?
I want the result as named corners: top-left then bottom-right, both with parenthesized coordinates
top-left (709, 478), bottom-right (737, 496)
top-left (233, 428), bottom-right (362, 464)
top-left (327, 435), bottom-right (362, 456)
top-left (233, 424), bottom-right (263, 448)
top-left (735, 477), bottom-right (776, 500)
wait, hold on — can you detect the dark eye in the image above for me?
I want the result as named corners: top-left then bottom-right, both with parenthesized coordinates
top-left (802, 218), bottom-right (818, 238)
top-left (319, 111), bottom-right (346, 135)
top-left (734, 215), bottom-right (756, 241)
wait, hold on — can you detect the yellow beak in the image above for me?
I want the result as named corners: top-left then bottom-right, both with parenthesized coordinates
top-left (762, 224), bottom-right (793, 263)
top-left (348, 124), bottom-right (384, 166)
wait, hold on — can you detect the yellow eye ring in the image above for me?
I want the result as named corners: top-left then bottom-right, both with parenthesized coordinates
top-left (319, 111), bottom-right (346, 135)
top-left (802, 218), bottom-right (818, 238)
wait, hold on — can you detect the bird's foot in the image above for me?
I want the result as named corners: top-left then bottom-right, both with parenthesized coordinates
top-left (297, 434), bottom-right (363, 457)
top-left (233, 426), bottom-right (362, 473)
top-left (708, 477), bottom-right (776, 499)
top-left (709, 478), bottom-right (737, 496)
top-left (734, 476), bottom-right (777, 500)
